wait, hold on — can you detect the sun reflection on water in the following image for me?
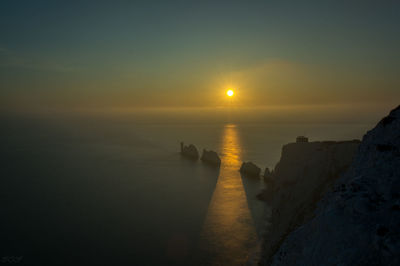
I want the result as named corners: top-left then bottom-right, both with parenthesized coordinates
top-left (199, 124), bottom-right (258, 265)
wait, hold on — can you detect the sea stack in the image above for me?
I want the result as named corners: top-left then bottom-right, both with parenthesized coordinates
top-left (201, 149), bottom-right (221, 167)
top-left (180, 142), bottom-right (199, 160)
top-left (264, 167), bottom-right (274, 182)
top-left (239, 161), bottom-right (261, 177)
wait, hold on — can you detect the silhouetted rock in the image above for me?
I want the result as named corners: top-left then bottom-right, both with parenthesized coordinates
top-left (263, 167), bottom-right (274, 182)
top-left (201, 149), bottom-right (221, 167)
top-left (240, 162), bottom-right (261, 177)
top-left (180, 142), bottom-right (199, 160)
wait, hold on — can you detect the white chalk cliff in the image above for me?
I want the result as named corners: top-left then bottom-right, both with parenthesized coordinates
top-left (259, 139), bottom-right (360, 264)
top-left (270, 106), bottom-right (400, 265)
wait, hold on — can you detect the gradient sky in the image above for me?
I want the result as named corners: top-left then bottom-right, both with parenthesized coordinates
top-left (1, 0), bottom-right (399, 111)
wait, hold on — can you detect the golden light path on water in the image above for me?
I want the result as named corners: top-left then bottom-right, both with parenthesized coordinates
top-left (199, 124), bottom-right (258, 265)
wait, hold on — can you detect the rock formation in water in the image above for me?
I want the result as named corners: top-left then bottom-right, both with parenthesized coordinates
top-left (268, 105), bottom-right (400, 265)
top-left (201, 149), bottom-right (221, 166)
top-left (240, 161), bottom-right (261, 177)
top-left (258, 138), bottom-right (361, 264)
top-left (180, 142), bottom-right (199, 160)
top-left (264, 167), bottom-right (274, 182)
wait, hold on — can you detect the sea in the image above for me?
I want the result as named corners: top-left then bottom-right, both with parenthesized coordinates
top-left (0, 109), bottom-right (375, 266)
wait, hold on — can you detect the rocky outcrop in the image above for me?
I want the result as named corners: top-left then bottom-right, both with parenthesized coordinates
top-left (240, 162), bottom-right (261, 177)
top-left (259, 139), bottom-right (360, 264)
top-left (264, 167), bottom-right (274, 182)
top-left (201, 149), bottom-right (221, 167)
top-left (269, 105), bottom-right (400, 265)
top-left (180, 142), bottom-right (199, 160)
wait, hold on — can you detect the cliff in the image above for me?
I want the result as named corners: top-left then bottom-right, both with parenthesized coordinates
top-left (269, 105), bottom-right (400, 265)
top-left (259, 139), bottom-right (361, 264)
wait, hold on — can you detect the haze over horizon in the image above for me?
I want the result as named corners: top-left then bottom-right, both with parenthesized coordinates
top-left (1, 3), bottom-right (400, 265)
top-left (1, 1), bottom-right (399, 115)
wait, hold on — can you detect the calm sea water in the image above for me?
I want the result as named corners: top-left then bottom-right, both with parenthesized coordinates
top-left (0, 112), bottom-right (373, 265)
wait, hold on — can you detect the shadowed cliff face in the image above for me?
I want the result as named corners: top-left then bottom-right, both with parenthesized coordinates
top-left (259, 140), bottom-right (360, 264)
top-left (270, 105), bottom-right (400, 265)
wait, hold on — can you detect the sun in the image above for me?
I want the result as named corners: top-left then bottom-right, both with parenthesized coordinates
top-left (227, 89), bottom-right (234, 97)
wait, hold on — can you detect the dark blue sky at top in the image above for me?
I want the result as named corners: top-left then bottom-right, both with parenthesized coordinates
top-left (2, 1), bottom-right (399, 61)
top-left (0, 0), bottom-right (399, 108)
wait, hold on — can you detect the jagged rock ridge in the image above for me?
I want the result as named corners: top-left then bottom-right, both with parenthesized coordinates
top-left (180, 142), bottom-right (199, 160)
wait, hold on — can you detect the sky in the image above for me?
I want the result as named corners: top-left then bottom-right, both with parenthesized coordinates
top-left (0, 0), bottom-right (399, 112)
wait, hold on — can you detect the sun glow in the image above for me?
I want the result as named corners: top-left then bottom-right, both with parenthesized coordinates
top-left (227, 90), bottom-right (234, 97)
